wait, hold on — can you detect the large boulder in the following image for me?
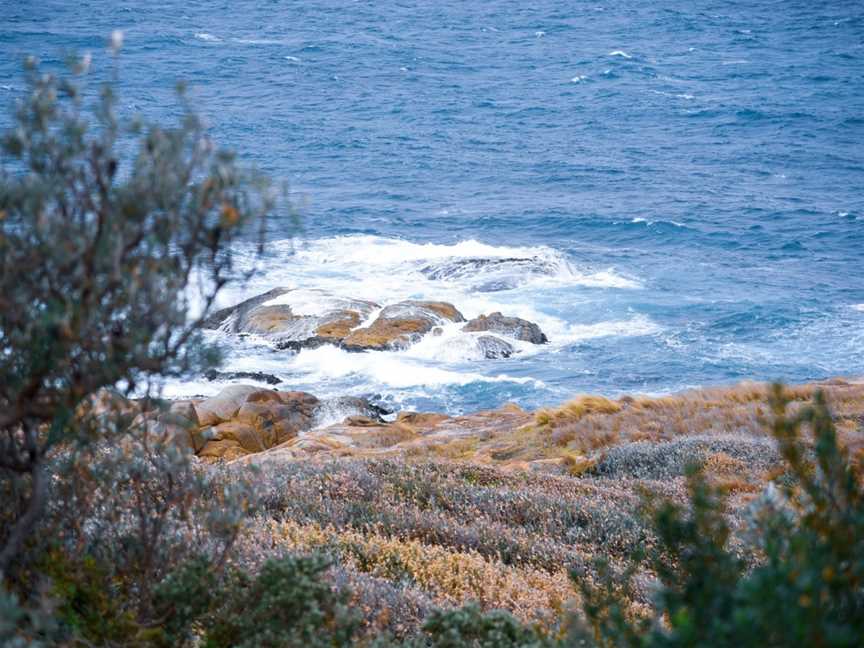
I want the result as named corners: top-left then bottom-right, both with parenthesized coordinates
top-left (341, 301), bottom-right (465, 351)
top-left (193, 384), bottom-right (264, 427)
top-left (194, 386), bottom-right (321, 461)
top-left (462, 312), bottom-right (548, 344)
top-left (202, 288), bottom-right (379, 350)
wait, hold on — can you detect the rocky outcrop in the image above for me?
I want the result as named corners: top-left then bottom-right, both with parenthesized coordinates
top-left (463, 312), bottom-right (548, 344)
top-left (203, 291), bottom-right (473, 353)
top-left (476, 335), bottom-right (515, 359)
top-left (202, 288), bottom-right (379, 351)
top-left (151, 384), bottom-right (399, 462)
top-left (341, 301), bottom-right (465, 351)
top-left (202, 288), bottom-right (292, 330)
top-left (188, 385), bottom-right (321, 461)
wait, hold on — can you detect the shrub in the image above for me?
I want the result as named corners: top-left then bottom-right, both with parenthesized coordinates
top-left (417, 603), bottom-right (552, 648)
top-left (200, 554), bottom-right (360, 648)
top-left (572, 385), bottom-right (864, 647)
top-left (0, 46), bottom-right (274, 578)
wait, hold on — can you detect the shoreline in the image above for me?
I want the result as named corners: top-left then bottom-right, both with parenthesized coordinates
top-left (149, 376), bottom-right (864, 469)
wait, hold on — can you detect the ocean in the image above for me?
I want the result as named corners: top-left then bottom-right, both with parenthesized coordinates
top-left (2, 0), bottom-right (863, 413)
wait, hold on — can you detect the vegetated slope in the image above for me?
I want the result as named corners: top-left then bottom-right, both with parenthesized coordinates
top-left (224, 379), bottom-right (864, 639)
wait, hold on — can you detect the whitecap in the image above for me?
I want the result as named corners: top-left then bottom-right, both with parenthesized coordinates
top-left (570, 75), bottom-right (588, 83)
top-left (608, 50), bottom-right (632, 58)
top-left (284, 55), bottom-right (301, 62)
top-left (852, 304), bottom-right (864, 313)
top-left (631, 217), bottom-right (684, 228)
top-left (233, 37), bottom-right (286, 45)
top-left (194, 32), bottom-right (221, 42)
top-left (535, 31), bottom-right (546, 38)
top-left (561, 315), bottom-right (664, 343)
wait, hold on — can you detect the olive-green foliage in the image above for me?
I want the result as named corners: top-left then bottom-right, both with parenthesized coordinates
top-left (0, 48), bottom-right (273, 576)
top-left (152, 556), bottom-right (217, 646)
top-left (154, 554), bottom-right (360, 648)
top-left (574, 385), bottom-right (864, 648)
top-left (415, 603), bottom-right (552, 648)
top-left (41, 550), bottom-right (143, 645)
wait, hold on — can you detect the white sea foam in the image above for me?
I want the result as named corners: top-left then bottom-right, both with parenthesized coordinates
top-left (571, 75), bottom-right (588, 83)
top-left (163, 234), bottom-right (654, 405)
top-left (561, 315), bottom-right (663, 343)
top-left (194, 32), bottom-right (221, 42)
top-left (608, 50), bottom-right (632, 58)
top-left (284, 344), bottom-right (542, 390)
top-left (284, 55), bottom-right (301, 62)
top-left (852, 304), bottom-right (864, 313)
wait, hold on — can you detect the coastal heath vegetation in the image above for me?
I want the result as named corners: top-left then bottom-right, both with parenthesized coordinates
top-left (2, 52), bottom-right (863, 647)
top-left (0, 43), bottom-right (276, 642)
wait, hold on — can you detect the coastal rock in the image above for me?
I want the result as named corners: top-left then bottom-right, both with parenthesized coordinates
top-left (476, 335), bottom-right (515, 359)
top-left (194, 386), bottom-right (320, 460)
top-left (202, 288), bottom-right (292, 330)
top-left (463, 312), bottom-right (548, 344)
top-left (313, 395), bottom-right (390, 427)
top-left (202, 288), bottom-right (379, 350)
top-left (204, 369), bottom-right (282, 385)
top-left (193, 384), bottom-right (265, 427)
top-left (341, 301), bottom-right (465, 351)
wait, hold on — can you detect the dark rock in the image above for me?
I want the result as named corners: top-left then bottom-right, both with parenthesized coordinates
top-left (463, 312), bottom-right (548, 344)
top-left (313, 395), bottom-right (389, 427)
top-left (420, 257), bottom-right (560, 292)
top-left (204, 369), bottom-right (282, 386)
top-left (476, 335), bottom-right (515, 359)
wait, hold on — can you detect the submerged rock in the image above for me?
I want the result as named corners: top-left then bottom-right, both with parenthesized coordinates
top-left (463, 312), bottom-right (548, 344)
top-left (420, 257), bottom-right (560, 292)
top-left (341, 301), bottom-right (465, 351)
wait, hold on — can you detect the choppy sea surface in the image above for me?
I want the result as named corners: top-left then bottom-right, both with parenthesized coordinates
top-left (2, 1), bottom-right (863, 413)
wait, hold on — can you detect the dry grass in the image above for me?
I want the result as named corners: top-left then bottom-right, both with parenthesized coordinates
top-left (266, 519), bottom-right (575, 625)
top-left (516, 380), bottom-right (864, 461)
top-left (221, 380), bottom-right (864, 638)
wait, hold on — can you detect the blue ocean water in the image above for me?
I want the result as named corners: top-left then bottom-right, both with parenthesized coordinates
top-left (2, 1), bottom-right (863, 413)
